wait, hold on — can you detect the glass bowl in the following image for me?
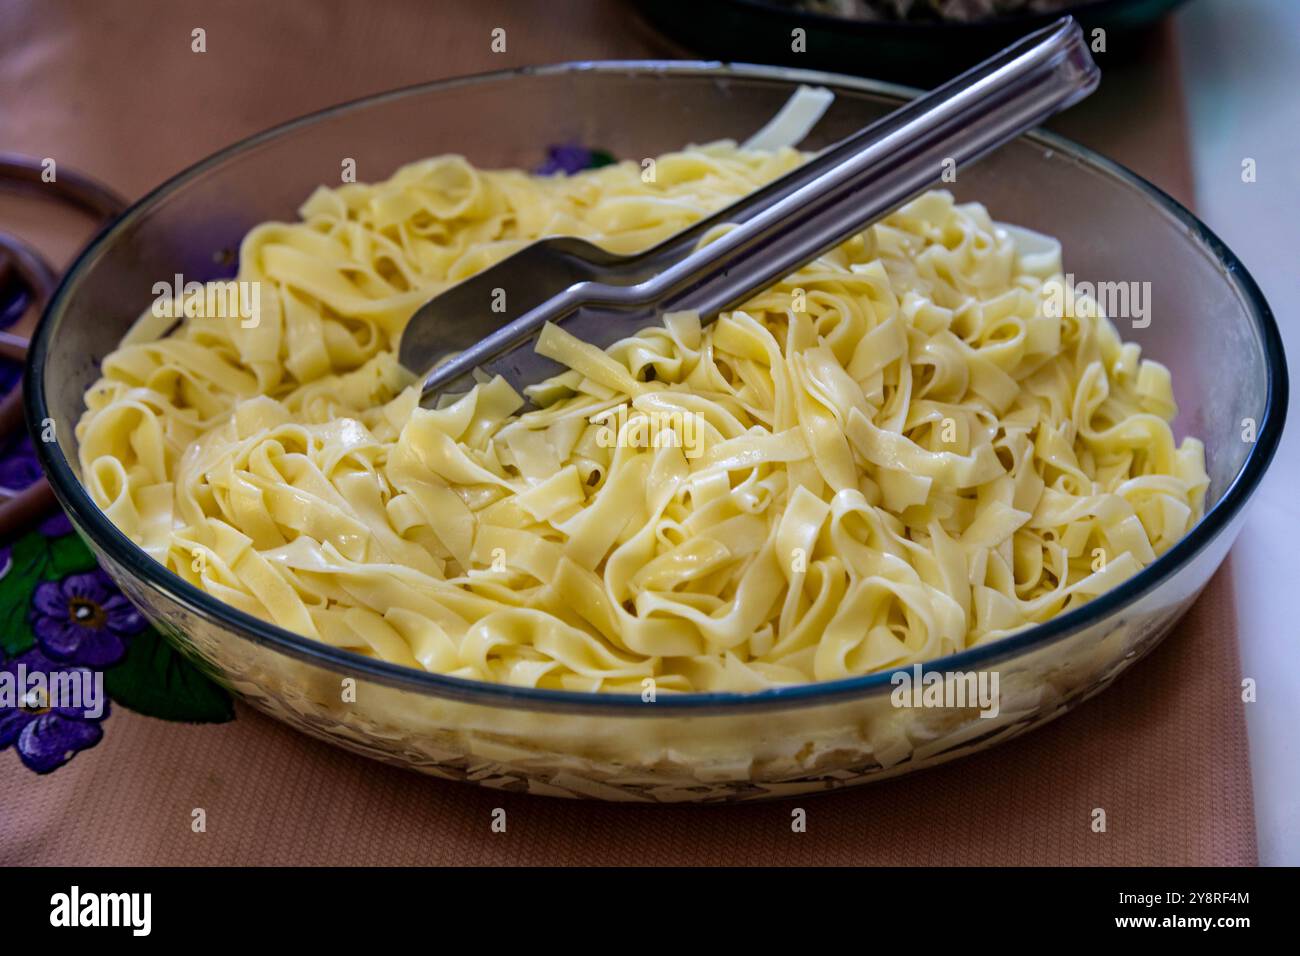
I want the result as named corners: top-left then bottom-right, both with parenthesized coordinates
top-left (27, 62), bottom-right (1287, 802)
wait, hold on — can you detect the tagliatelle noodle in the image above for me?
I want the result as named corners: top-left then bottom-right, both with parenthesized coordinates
top-left (76, 142), bottom-right (1208, 692)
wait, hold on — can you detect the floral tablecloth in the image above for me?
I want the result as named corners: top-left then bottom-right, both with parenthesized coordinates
top-left (0, 293), bottom-right (233, 776)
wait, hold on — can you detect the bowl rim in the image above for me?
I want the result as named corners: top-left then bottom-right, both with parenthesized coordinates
top-left (27, 59), bottom-right (1288, 715)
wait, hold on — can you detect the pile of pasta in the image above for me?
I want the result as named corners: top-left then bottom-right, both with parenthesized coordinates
top-left (77, 143), bottom-right (1208, 692)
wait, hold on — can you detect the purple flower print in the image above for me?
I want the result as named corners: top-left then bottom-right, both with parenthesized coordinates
top-left (0, 543), bottom-right (11, 581)
top-left (536, 143), bottom-right (616, 176)
top-left (0, 278), bottom-right (24, 392)
top-left (30, 568), bottom-right (144, 668)
top-left (39, 510), bottom-right (74, 537)
top-left (537, 144), bottom-right (595, 176)
top-left (0, 359), bottom-right (17, 396)
top-left (0, 432), bottom-right (42, 495)
top-left (0, 648), bottom-right (108, 774)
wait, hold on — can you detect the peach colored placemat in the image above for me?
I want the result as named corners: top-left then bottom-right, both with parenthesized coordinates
top-left (0, 0), bottom-right (1254, 865)
top-left (0, 559), bottom-right (1253, 866)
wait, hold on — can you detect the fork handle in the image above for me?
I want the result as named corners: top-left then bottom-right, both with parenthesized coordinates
top-left (421, 16), bottom-right (1098, 401)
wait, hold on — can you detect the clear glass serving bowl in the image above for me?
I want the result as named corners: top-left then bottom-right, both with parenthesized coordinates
top-left (28, 62), bottom-right (1287, 802)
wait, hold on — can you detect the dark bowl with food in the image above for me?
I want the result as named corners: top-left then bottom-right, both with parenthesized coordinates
top-left (633, 0), bottom-right (1192, 85)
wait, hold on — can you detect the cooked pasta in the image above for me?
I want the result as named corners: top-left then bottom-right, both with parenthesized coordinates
top-left (76, 142), bottom-right (1208, 692)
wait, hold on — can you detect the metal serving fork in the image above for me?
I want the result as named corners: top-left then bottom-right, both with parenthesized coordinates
top-left (403, 16), bottom-right (1099, 404)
